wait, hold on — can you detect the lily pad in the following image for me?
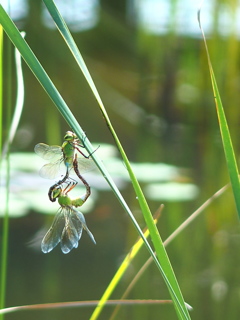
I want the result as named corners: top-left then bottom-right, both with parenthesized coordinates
top-left (145, 182), bottom-right (199, 202)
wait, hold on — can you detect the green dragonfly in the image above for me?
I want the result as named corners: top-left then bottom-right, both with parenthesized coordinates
top-left (48, 153), bottom-right (91, 203)
top-left (34, 131), bottom-right (94, 201)
top-left (41, 180), bottom-right (96, 254)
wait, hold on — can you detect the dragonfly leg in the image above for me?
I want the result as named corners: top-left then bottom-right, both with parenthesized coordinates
top-left (63, 178), bottom-right (77, 193)
top-left (75, 143), bottom-right (100, 159)
top-left (74, 145), bottom-right (90, 159)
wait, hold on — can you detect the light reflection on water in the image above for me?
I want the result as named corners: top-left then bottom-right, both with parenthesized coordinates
top-left (3, 0), bottom-right (240, 37)
top-left (2, 0), bottom-right (100, 32)
top-left (1, 0), bottom-right (28, 20)
top-left (42, 0), bottom-right (100, 32)
top-left (0, 149), bottom-right (196, 217)
top-left (131, 0), bottom-right (240, 38)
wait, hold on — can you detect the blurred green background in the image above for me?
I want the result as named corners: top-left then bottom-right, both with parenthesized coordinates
top-left (1, 0), bottom-right (240, 319)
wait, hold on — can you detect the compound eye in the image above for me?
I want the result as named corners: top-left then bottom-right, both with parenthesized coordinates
top-left (52, 187), bottom-right (61, 200)
top-left (64, 131), bottom-right (76, 141)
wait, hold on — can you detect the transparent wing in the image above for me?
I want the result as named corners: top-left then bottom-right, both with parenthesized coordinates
top-left (71, 212), bottom-right (83, 240)
top-left (76, 157), bottom-right (96, 174)
top-left (39, 161), bottom-right (66, 180)
top-left (60, 212), bottom-right (80, 254)
top-left (73, 208), bottom-right (96, 244)
top-left (41, 209), bottom-right (65, 253)
top-left (34, 143), bottom-right (63, 161)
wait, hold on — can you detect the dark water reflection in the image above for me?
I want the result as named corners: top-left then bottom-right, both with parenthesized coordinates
top-left (2, 0), bottom-right (240, 319)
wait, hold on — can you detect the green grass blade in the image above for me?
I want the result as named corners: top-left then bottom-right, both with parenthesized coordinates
top-left (90, 210), bottom-right (162, 320)
top-left (0, 25), bottom-right (2, 147)
top-left (198, 7), bottom-right (240, 217)
top-left (0, 5), bottom-right (191, 319)
top-left (42, 1), bottom-right (191, 319)
top-left (119, 183), bottom-right (230, 302)
top-left (1, 28), bottom-right (26, 320)
top-left (0, 299), bottom-right (172, 315)
top-left (42, 0), bottom-right (104, 112)
top-left (0, 24), bottom-right (6, 320)
top-left (2, 33), bottom-right (25, 156)
top-left (0, 5), bottom-right (153, 273)
top-left (0, 1), bottom-right (157, 284)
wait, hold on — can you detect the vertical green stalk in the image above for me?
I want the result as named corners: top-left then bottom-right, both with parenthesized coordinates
top-left (0, 22), bottom-right (2, 150)
top-left (198, 7), bottom-right (240, 217)
top-left (0, 158), bottom-right (10, 320)
top-left (0, 25), bottom-right (25, 316)
top-left (0, 26), bottom-right (7, 320)
top-left (0, 25), bottom-right (4, 319)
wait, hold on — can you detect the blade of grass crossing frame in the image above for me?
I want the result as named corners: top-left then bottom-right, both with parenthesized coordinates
top-left (39, 1), bottom-right (191, 319)
top-left (42, 1), bottom-right (191, 319)
top-left (89, 210), bottom-right (162, 320)
top-left (0, 24), bottom-right (6, 320)
top-left (198, 6), bottom-right (240, 217)
top-left (0, 5), bottom-right (190, 319)
top-left (0, 23), bottom-right (2, 149)
top-left (0, 4), bottom-right (156, 290)
top-left (1, 38), bottom-right (25, 318)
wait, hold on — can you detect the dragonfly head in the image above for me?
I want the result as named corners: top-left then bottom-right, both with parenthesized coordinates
top-left (51, 187), bottom-right (62, 201)
top-left (64, 131), bottom-right (77, 142)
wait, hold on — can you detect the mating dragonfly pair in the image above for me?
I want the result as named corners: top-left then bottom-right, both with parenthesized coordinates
top-left (35, 131), bottom-right (96, 254)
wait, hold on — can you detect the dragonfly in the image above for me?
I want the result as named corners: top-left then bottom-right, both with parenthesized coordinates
top-left (48, 154), bottom-right (91, 203)
top-left (41, 180), bottom-right (96, 254)
top-left (34, 131), bottom-right (94, 202)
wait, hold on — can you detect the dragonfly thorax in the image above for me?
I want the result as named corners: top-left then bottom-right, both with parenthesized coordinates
top-left (58, 194), bottom-right (73, 207)
top-left (61, 140), bottom-right (76, 168)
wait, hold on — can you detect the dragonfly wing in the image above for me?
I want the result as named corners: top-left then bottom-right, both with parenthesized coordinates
top-left (76, 157), bottom-right (96, 174)
top-left (34, 143), bottom-right (62, 161)
top-left (84, 226), bottom-right (96, 244)
top-left (41, 209), bottom-right (65, 253)
top-left (60, 209), bottom-right (79, 254)
top-left (73, 208), bottom-right (96, 244)
top-left (39, 161), bottom-right (66, 179)
top-left (71, 212), bottom-right (83, 240)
